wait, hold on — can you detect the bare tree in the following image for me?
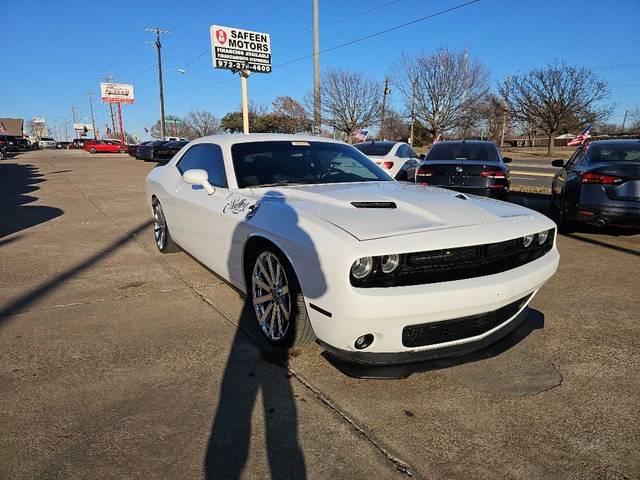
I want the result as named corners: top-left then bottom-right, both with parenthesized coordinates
top-left (321, 69), bottom-right (381, 142)
top-left (28, 119), bottom-right (47, 139)
top-left (499, 62), bottom-right (612, 154)
top-left (270, 96), bottom-right (311, 133)
top-left (183, 110), bottom-right (222, 138)
top-left (380, 109), bottom-right (409, 141)
top-left (393, 48), bottom-right (490, 140)
top-left (628, 107), bottom-right (640, 134)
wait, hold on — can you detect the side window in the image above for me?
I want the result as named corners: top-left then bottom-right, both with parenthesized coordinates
top-left (565, 148), bottom-right (583, 168)
top-left (397, 145), bottom-right (410, 158)
top-left (177, 144), bottom-right (227, 187)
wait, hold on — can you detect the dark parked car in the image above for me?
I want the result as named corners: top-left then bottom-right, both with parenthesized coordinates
top-left (415, 140), bottom-right (512, 200)
top-left (154, 140), bottom-right (188, 163)
top-left (137, 140), bottom-right (169, 161)
top-left (128, 141), bottom-right (149, 158)
top-left (551, 139), bottom-right (640, 229)
top-left (56, 141), bottom-right (71, 149)
top-left (0, 135), bottom-right (20, 152)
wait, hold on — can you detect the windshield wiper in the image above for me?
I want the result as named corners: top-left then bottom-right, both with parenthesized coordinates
top-left (253, 180), bottom-right (313, 188)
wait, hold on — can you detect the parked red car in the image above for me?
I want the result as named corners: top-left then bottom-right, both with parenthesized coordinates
top-left (84, 140), bottom-right (127, 154)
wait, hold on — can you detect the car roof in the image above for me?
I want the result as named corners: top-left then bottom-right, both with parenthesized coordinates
top-left (432, 140), bottom-right (497, 146)
top-left (353, 140), bottom-right (399, 146)
top-left (189, 133), bottom-right (345, 148)
top-left (587, 139), bottom-right (640, 146)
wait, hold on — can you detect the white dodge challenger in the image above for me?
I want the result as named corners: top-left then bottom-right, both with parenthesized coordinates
top-left (145, 134), bottom-right (559, 365)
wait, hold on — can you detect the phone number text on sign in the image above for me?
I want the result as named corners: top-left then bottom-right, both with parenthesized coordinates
top-left (216, 60), bottom-right (271, 72)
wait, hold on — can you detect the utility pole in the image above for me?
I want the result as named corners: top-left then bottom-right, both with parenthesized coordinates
top-left (71, 107), bottom-right (78, 138)
top-left (86, 92), bottom-right (97, 139)
top-left (146, 27), bottom-right (170, 139)
top-left (240, 69), bottom-right (250, 134)
top-left (63, 119), bottom-right (69, 141)
top-left (500, 75), bottom-right (511, 148)
top-left (380, 77), bottom-right (390, 140)
top-left (409, 77), bottom-right (417, 147)
top-left (100, 73), bottom-right (118, 136)
top-left (621, 110), bottom-right (628, 132)
top-left (312, 0), bottom-right (321, 135)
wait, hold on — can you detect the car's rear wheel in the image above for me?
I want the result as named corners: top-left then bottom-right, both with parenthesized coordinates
top-left (152, 199), bottom-right (180, 253)
top-left (89, 147), bottom-right (96, 154)
top-left (250, 249), bottom-right (315, 348)
top-left (119, 147), bottom-right (126, 153)
top-left (555, 194), bottom-right (576, 233)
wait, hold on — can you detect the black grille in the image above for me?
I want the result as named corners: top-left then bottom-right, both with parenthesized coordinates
top-left (351, 230), bottom-right (554, 288)
top-left (402, 294), bottom-right (532, 348)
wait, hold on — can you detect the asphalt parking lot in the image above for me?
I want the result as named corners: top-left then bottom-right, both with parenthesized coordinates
top-left (1, 149), bottom-right (639, 480)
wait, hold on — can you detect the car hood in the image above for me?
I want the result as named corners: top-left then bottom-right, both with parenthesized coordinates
top-left (250, 181), bottom-right (537, 241)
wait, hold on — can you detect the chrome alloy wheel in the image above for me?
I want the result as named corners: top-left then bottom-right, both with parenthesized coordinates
top-left (152, 201), bottom-right (167, 250)
top-left (252, 252), bottom-right (291, 341)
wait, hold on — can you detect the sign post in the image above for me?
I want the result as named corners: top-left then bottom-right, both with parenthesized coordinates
top-left (100, 82), bottom-right (135, 144)
top-left (210, 25), bottom-right (271, 134)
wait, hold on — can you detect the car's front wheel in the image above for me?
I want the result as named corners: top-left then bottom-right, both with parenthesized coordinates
top-left (250, 249), bottom-right (315, 348)
top-left (152, 199), bottom-right (180, 253)
top-left (89, 147), bottom-right (96, 154)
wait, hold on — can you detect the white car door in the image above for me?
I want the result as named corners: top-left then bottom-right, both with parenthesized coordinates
top-left (170, 143), bottom-right (234, 277)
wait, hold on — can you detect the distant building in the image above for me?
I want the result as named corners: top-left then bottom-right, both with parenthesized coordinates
top-left (0, 118), bottom-right (24, 136)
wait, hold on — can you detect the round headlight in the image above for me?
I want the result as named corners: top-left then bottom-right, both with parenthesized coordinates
top-left (523, 234), bottom-right (534, 248)
top-left (537, 230), bottom-right (549, 244)
top-left (380, 254), bottom-right (400, 274)
top-left (351, 257), bottom-right (373, 279)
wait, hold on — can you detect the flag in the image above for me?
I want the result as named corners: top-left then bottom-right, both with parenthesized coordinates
top-left (567, 124), bottom-right (592, 146)
top-left (433, 134), bottom-right (442, 144)
top-left (354, 129), bottom-right (368, 142)
top-left (0, 122), bottom-right (6, 134)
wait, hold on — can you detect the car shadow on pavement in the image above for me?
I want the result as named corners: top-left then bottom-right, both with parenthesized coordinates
top-left (204, 190), bottom-right (326, 480)
top-left (324, 309), bottom-right (545, 379)
top-left (0, 163), bottom-right (63, 239)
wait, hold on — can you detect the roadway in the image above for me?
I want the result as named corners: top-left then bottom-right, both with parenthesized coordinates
top-left (508, 157), bottom-right (560, 189)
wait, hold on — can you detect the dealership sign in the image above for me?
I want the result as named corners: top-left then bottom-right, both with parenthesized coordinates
top-left (73, 123), bottom-right (94, 131)
top-left (100, 83), bottom-right (135, 104)
top-left (210, 25), bottom-right (271, 73)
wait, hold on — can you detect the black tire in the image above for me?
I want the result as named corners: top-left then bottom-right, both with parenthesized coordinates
top-left (89, 147), bottom-right (96, 154)
top-left (118, 147), bottom-right (126, 153)
top-left (249, 247), bottom-right (315, 349)
top-left (152, 198), bottom-right (180, 253)
top-left (395, 170), bottom-right (408, 182)
top-left (555, 195), bottom-right (576, 233)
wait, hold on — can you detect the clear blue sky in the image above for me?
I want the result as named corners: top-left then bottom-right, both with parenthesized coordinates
top-left (2, 0), bottom-right (639, 140)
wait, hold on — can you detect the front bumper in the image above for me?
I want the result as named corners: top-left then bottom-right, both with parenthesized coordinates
top-left (308, 248), bottom-right (559, 364)
top-left (321, 302), bottom-right (531, 365)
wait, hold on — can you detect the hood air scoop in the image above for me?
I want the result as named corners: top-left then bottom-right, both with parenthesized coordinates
top-left (351, 201), bottom-right (397, 209)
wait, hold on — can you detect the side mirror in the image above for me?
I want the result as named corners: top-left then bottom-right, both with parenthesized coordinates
top-left (503, 156), bottom-right (512, 164)
top-left (551, 159), bottom-right (565, 168)
top-left (419, 153), bottom-right (426, 160)
top-left (183, 169), bottom-right (215, 195)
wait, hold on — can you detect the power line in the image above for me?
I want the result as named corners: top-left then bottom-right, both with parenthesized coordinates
top-left (275, 0), bottom-right (480, 68)
top-left (137, 0), bottom-right (481, 103)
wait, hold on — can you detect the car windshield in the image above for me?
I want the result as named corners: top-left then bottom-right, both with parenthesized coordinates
top-left (354, 142), bottom-right (395, 156)
top-left (232, 141), bottom-right (391, 188)
top-left (589, 144), bottom-right (640, 163)
top-left (426, 143), bottom-right (499, 162)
